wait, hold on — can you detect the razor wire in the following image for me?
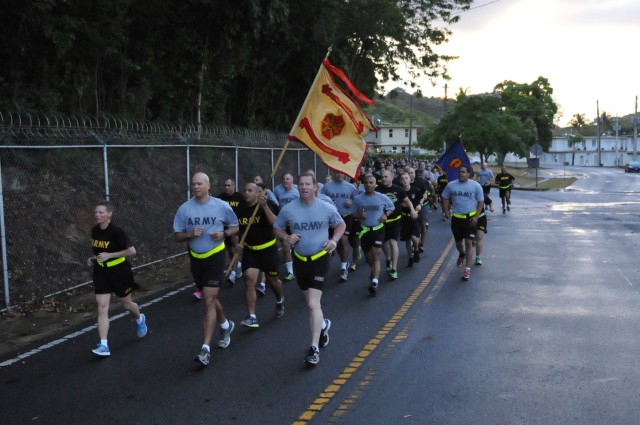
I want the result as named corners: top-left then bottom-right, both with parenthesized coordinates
top-left (0, 111), bottom-right (329, 310)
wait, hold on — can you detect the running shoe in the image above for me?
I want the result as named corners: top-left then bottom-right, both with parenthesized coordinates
top-left (319, 319), bottom-right (331, 348)
top-left (136, 314), bottom-right (148, 338)
top-left (339, 269), bottom-right (348, 282)
top-left (194, 347), bottom-right (210, 366)
top-left (462, 267), bottom-right (471, 281)
top-left (503, 208), bottom-right (506, 214)
top-left (91, 343), bottom-right (111, 357)
top-left (304, 346), bottom-right (320, 365)
top-left (283, 272), bottom-right (296, 282)
top-left (217, 320), bottom-right (235, 349)
top-left (456, 254), bottom-right (465, 268)
top-left (389, 269), bottom-right (398, 280)
top-left (368, 282), bottom-right (378, 296)
top-left (192, 290), bottom-right (203, 300)
top-left (413, 251), bottom-right (420, 263)
top-left (275, 302), bottom-right (285, 318)
top-left (475, 256), bottom-right (482, 266)
top-left (256, 283), bottom-right (266, 298)
top-left (241, 315), bottom-right (260, 328)
top-left (349, 262), bottom-right (357, 272)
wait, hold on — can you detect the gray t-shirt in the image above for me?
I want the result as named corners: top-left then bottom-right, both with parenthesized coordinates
top-left (274, 198), bottom-right (344, 256)
top-left (441, 179), bottom-right (484, 215)
top-left (273, 184), bottom-right (300, 206)
top-left (173, 196), bottom-right (239, 253)
top-left (476, 168), bottom-right (494, 186)
top-left (353, 192), bottom-right (395, 227)
top-left (321, 180), bottom-right (358, 216)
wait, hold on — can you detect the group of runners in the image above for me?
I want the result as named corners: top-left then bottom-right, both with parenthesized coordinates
top-left (87, 161), bottom-right (516, 366)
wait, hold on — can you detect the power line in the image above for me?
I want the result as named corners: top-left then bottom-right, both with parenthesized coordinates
top-left (453, 0), bottom-right (502, 15)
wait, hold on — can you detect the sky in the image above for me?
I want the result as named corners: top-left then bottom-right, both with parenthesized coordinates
top-left (410, 0), bottom-right (640, 127)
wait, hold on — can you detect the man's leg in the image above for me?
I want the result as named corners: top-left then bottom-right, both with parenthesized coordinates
top-left (243, 268), bottom-right (260, 316)
top-left (303, 288), bottom-right (324, 348)
top-left (475, 230), bottom-right (485, 264)
top-left (202, 286), bottom-right (220, 347)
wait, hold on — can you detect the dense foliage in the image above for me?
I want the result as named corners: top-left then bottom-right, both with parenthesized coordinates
top-left (0, 0), bottom-right (472, 130)
top-left (422, 77), bottom-right (558, 163)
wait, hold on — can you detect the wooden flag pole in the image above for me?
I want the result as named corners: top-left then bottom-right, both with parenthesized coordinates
top-left (224, 138), bottom-right (291, 278)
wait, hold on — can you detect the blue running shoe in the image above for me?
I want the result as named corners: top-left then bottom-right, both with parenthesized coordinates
top-left (137, 314), bottom-right (148, 338)
top-left (91, 343), bottom-right (111, 357)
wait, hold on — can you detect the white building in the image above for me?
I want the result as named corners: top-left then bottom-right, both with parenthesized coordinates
top-left (365, 123), bottom-right (426, 155)
top-left (537, 135), bottom-right (639, 167)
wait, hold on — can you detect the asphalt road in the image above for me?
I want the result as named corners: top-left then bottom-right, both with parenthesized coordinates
top-left (2, 166), bottom-right (640, 425)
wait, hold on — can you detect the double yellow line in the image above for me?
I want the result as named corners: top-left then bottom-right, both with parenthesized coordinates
top-left (292, 238), bottom-right (455, 424)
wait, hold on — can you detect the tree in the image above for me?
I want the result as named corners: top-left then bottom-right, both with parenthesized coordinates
top-left (494, 77), bottom-right (558, 151)
top-left (421, 85), bottom-right (549, 164)
top-left (0, 0), bottom-right (474, 128)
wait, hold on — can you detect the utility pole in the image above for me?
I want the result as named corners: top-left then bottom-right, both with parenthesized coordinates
top-left (408, 93), bottom-right (414, 161)
top-left (634, 96), bottom-right (638, 160)
top-left (596, 101), bottom-right (601, 167)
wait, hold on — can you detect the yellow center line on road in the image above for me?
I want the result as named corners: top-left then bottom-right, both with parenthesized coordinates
top-left (292, 238), bottom-right (455, 425)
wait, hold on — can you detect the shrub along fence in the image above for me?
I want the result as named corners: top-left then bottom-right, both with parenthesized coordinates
top-left (0, 111), bottom-right (329, 310)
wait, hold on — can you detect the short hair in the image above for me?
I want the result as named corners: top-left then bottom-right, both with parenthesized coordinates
top-left (96, 200), bottom-right (113, 212)
top-left (298, 171), bottom-right (317, 185)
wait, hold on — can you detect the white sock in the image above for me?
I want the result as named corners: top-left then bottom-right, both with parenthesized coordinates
top-left (100, 339), bottom-right (108, 347)
top-left (220, 320), bottom-right (230, 330)
top-left (341, 262), bottom-right (348, 270)
top-left (276, 297), bottom-right (284, 304)
top-left (136, 315), bottom-right (144, 324)
top-left (202, 344), bottom-right (210, 352)
top-left (372, 278), bottom-right (379, 284)
top-left (285, 262), bottom-right (293, 274)
top-left (249, 314), bottom-right (256, 319)
top-left (259, 282), bottom-right (266, 289)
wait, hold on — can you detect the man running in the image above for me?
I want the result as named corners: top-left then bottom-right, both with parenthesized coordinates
top-left (476, 163), bottom-right (494, 210)
top-left (441, 166), bottom-right (484, 281)
top-left (235, 182), bottom-right (285, 328)
top-left (494, 166), bottom-right (515, 214)
top-left (274, 172), bottom-right (345, 366)
top-left (353, 174), bottom-right (395, 295)
top-left (376, 169), bottom-right (412, 280)
top-left (274, 172), bottom-right (300, 281)
top-left (435, 167), bottom-right (449, 219)
top-left (398, 172), bottom-right (421, 267)
top-left (321, 171), bottom-right (358, 282)
top-left (217, 178), bottom-right (244, 286)
top-left (173, 172), bottom-right (238, 366)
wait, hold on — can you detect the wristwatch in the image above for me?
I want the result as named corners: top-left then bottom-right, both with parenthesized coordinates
top-left (331, 236), bottom-right (340, 242)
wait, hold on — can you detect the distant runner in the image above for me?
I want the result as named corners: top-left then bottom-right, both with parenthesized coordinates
top-left (494, 166), bottom-right (515, 214)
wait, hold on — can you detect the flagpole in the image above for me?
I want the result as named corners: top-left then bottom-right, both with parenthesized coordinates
top-left (224, 47), bottom-right (333, 278)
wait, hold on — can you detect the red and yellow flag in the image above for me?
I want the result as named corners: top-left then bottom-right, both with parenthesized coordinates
top-left (288, 59), bottom-right (376, 180)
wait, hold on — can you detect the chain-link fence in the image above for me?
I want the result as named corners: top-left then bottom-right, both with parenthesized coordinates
top-left (0, 111), bottom-right (330, 310)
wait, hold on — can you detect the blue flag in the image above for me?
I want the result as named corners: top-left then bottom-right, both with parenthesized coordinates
top-left (435, 138), bottom-right (474, 181)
